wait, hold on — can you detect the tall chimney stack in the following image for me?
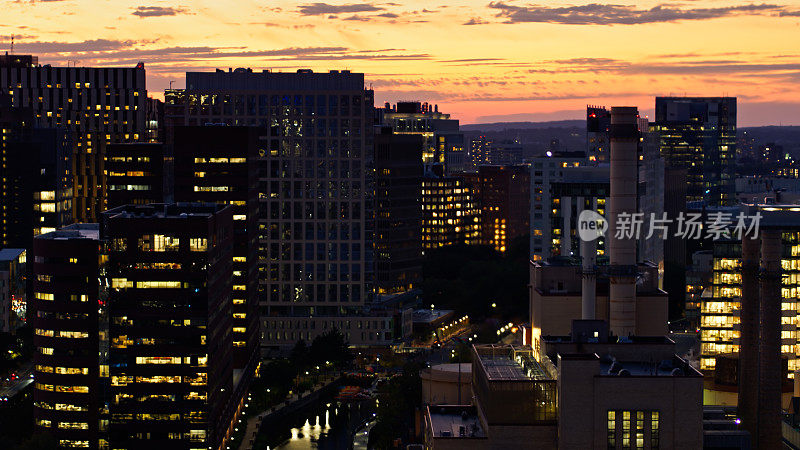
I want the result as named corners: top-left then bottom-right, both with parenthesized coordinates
top-left (581, 236), bottom-right (596, 320)
top-left (608, 106), bottom-right (639, 337)
top-left (758, 229), bottom-right (782, 449)
top-left (738, 235), bottom-right (760, 440)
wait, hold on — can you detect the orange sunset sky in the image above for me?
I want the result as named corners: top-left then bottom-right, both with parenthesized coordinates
top-left (2, 0), bottom-right (800, 125)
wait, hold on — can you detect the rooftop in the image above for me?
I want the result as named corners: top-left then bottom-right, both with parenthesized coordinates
top-left (37, 224), bottom-right (99, 241)
top-left (0, 248), bottom-right (25, 262)
top-left (102, 203), bottom-right (228, 220)
top-left (474, 345), bottom-right (554, 381)
top-left (426, 405), bottom-right (485, 439)
top-left (413, 309), bottom-right (453, 324)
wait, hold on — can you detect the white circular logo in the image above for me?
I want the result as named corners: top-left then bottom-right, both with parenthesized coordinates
top-left (578, 210), bottom-right (607, 241)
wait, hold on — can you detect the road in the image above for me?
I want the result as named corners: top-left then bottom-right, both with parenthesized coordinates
top-left (352, 419), bottom-right (376, 449)
top-left (0, 362), bottom-right (33, 401)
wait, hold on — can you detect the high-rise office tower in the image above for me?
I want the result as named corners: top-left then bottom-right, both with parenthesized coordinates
top-left (586, 105), bottom-right (611, 163)
top-left (0, 54), bottom-right (147, 222)
top-left (374, 127), bottom-right (423, 296)
top-left (465, 165), bottom-right (530, 253)
top-left (103, 204), bottom-right (234, 450)
top-left (0, 121), bottom-right (72, 249)
top-left (171, 125), bottom-right (259, 372)
top-left (654, 97), bottom-right (736, 206)
top-left (381, 101), bottom-right (465, 174)
top-left (105, 143), bottom-right (169, 209)
top-left (529, 151), bottom-right (603, 261)
top-left (165, 68), bottom-right (384, 351)
top-left (421, 171), bottom-right (481, 249)
top-left (32, 224), bottom-right (102, 450)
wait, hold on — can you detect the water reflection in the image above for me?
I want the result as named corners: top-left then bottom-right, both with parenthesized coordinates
top-left (256, 392), bottom-right (374, 450)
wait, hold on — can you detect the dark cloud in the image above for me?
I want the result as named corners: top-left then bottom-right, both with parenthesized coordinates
top-left (298, 2), bottom-right (383, 16)
top-left (377, 12), bottom-right (399, 18)
top-left (488, 2), bottom-right (786, 25)
top-left (779, 10), bottom-right (800, 16)
top-left (530, 56), bottom-right (800, 80)
top-left (0, 39), bottom-right (133, 53)
top-left (463, 17), bottom-right (489, 25)
top-left (343, 15), bottom-right (371, 21)
top-left (132, 6), bottom-right (189, 18)
top-left (439, 58), bottom-right (505, 63)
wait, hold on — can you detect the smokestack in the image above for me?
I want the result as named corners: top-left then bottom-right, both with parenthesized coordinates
top-left (758, 229), bottom-right (782, 449)
top-left (738, 235), bottom-right (760, 440)
top-left (608, 106), bottom-right (639, 337)
top-left (581, 237), bottom-right (596, 320)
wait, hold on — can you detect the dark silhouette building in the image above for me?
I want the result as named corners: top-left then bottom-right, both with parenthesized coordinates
top-left (466, 165), bottom-right (530, 253)
top-left (0, 124), bottom-right (72, 249)
top-left (32, 224), bottom-right (102, 449)
top-left (374, 127), bottom-right (423, 296)
top-left (105, 143), bottom-right (169, 209)
top-left (171, 125), bottom-right (259, 373)
top-left (103, 204), bottom-right (235, 449)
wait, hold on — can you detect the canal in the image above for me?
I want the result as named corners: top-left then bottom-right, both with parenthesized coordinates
top-left (253, 389), bottom-right (376, 450)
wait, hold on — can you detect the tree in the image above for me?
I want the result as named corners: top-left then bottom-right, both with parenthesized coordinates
top-left (310, 329), bottom-right (352, 369)
top-left (289, 339), bottom-right (309, 373)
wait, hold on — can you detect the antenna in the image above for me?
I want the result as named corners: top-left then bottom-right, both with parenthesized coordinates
top-left (10, 34), bottom-right (13, 54)
top-left (169, 80), bottom-right (175, 90)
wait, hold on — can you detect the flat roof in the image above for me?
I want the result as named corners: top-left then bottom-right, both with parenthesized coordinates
top-left (0, 248), bottom-right (25, 261)
top-left (599, 357), bottom-right (703, 377)
top-left (412, 309), bottom-right (453, 324)
top-left (475, 345), bottom-right (553, 381)
top-left (427, 406), bottom-right (485, 439)
top-left (103, 203), bottom-right (227, 220)
top-left (37, 224), bottom-right (99, 241)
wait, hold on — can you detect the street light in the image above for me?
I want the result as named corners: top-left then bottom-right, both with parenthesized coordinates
top-left (491, 302), bottom-right (497, 308)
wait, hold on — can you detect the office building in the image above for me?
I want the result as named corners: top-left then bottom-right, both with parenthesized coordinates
top-left (465, 165), bottom-right (530, 252)
top-left (469, 135), bottom-right (492, 169)
top-left (32, 224), bottom-right (102, 449)
top-left (529, 151), bottom-right (594, 260)
top-left (586, 105), bottom-right (611, 163)
top-left (685, 250), bottom-right (712, 331)
top-left (654, 97), bottom-right (736, 206)
top-left (171, 125), bottom-right (259, 372)
top-left (165, 68), bottom-right (391, 350)
top-left (0, 248), bottom-right (26, 332)
top-left (103, 204), bottom-right (235, 449)
top-left (105, 143), bottom-right (168, 208)
top-left (421, 171), bottom-right (481, 250)
top-left (0, 55), bottom-right (147, 222)
top-left (145, 98), bottom-right (164, 143)
top-left (373, 127), bottom-right (423, 296)
top-left (0, 121), bottom-right (72, 249)
top-left (467, 136), bottom-right (523, 169)
top-left (700, 205), bottom-right (800, 380)
top-left (381, 101), bottom-right (465, 174)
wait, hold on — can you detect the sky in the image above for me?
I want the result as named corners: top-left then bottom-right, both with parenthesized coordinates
top-left (2, 0), bottom-right (800, 125)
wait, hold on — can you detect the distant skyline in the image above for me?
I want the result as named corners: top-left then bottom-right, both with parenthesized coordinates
top-left (2, 0), bottom-right (800, 125)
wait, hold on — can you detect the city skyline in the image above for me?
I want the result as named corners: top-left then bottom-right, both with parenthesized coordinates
top-left (1, 0), bottom-right (800, 125)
